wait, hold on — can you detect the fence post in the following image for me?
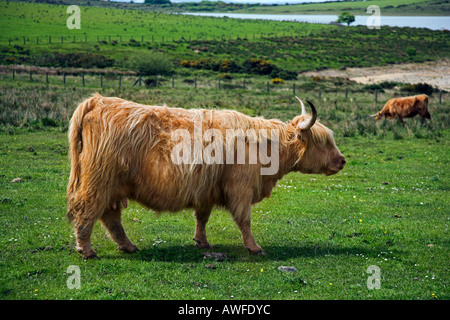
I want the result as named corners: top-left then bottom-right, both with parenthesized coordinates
top-left (119, 75), bottom-right (122, 88)
top-left (345, 87), bottom-right (348, 99)
top-left (46, 72), bottom-right (49, 83)
top-left (293, 83), bottom-right (296, 96)
top-left (23, 36), bottom-right (26, 45)
top-left (318, 89), bottom-right (322, 99)
top-left (172, 76), bottom-right (174, 89)
top-left (63, 73), bottom-right (66, 85)
top-left (439, 91), bottom-right (442, 104)
top-left (267, 81), bottom-right (269, 93)
top-left (375, 89), bottom-right (378, 102)
top-left (195, 78), bottom-right (197, 89)
top-left (12, 69), bottom-right (15, 80)
top-left (100, 75), bottom-right (103, 88)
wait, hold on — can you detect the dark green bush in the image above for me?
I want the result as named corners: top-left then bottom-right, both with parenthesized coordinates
top-left (129, 52), bottom-right (173, 77)
top-left (400, 82), bottom-right (434, 95)
top-left (242, 58), bottom-right (276, 75)
top-left (31, 52), bottom-right (114, 69)
top-left (363, 84), bottom-right (385, 93)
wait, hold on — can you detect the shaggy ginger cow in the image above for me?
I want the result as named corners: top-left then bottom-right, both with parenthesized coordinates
top-left (67, 94), bottom-right (346, 258)
top-left (372, 94), bottom-right (431, 126)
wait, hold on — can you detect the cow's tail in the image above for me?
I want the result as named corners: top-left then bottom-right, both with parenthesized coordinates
top-left (66, 94), bottom-right (101, 221)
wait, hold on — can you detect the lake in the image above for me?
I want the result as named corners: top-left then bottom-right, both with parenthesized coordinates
top-left (181, 13), bottom-right (450, 30)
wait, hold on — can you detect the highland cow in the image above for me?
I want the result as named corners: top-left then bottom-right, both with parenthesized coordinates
top-left (67, 94), bottom-right (345, 258)
top-left (372, 94), bottom-right (431, 125)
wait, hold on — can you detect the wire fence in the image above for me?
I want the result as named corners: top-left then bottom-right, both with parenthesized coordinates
top-left (5, 29), bottom-right (329, 46)
top-left (0, 67), bottom-right (446, 104)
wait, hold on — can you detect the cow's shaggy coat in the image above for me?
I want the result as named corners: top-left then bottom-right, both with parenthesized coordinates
top-left (373, 94), bottom-right (431, 125)
top-left (67, 94), bottom-right (345, 258)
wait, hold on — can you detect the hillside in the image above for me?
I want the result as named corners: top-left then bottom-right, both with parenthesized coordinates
top-left (225, 0), bottom-right (450, 16)
top-left (1, 1), bottom-right (449, 76)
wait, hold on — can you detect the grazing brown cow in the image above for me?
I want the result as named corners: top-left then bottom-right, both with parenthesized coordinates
top-left (67, 94), bottom-right (346, 258)
top-left (372, 94), bottom-right (431, 126)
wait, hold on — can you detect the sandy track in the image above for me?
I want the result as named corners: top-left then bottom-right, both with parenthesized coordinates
top-left (301, 60), bottom-right (450, 91)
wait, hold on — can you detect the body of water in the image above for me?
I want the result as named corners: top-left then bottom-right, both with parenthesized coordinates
top-left (181, 12), bottom-right (450, 30)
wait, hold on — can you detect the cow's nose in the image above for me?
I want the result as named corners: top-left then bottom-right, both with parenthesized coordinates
top-left (338, 156), bottom-right (346, 169)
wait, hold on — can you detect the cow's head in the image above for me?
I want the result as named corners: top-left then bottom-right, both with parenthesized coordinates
top-left (290, 97), bottom-right (346, 176)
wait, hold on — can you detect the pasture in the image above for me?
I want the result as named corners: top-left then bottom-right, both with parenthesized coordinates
top-left (0, 0), bottom-right (449, 302)
top-left (0, 81), bottom-right (448, 300)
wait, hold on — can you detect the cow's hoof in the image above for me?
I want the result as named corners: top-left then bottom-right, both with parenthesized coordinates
top-left (119, 244), bottom-right (139, 254)
top-left (80, 250), bottom-right (97, 259)
top-left (77, 246), bottom-right (97, 259)
top-left (194, 238), bottom-right (212, 249)
top-left (247, 248), bottom-right (267, 255)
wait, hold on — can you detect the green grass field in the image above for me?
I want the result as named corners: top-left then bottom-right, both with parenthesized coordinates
top-left (0, 77), bottom-right (449, 300)
top-left (0, 128), bottom-right (448, 300)
top-left (0, 0), bottom-right (449, 302)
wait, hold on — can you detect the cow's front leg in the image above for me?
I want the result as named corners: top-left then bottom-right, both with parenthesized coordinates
top-left (231, 204), bottom-right (265, 255)
top-left (193, 208), bottom-right (212, 249)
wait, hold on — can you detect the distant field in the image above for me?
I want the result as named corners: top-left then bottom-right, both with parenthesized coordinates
top-left (0, 1), bottom-right (327, 44)
top-left (1, 2), bottom-right (449, 75)
top-left (224, 0), bottom-right (450, 16)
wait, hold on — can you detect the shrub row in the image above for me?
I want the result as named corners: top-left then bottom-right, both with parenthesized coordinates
top-left (179, 58), bottom-right (297, 80)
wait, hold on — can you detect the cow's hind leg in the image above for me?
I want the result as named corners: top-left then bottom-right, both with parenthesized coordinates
top-left (231, 204), bottom-right (265, 255)
top-left (193, 208), bottom-right (212, 249)
top-left (70, 199), bottom-right (102, 259)
top-left (100, 206), bottom-right (138, 254)
top-left (74, 218), bottom-right (97, 259)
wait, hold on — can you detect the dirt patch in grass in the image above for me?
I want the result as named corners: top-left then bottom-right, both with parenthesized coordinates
top-left (302, 59), bottom-right (450, 91)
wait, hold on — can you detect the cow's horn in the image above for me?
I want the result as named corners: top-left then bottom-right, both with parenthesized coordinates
top-left (297, 98), bottom-right (317, 131)
top-left (369, 113), bottom-right (377, 118)
top-left (296, 96), bottom-right (307, 115)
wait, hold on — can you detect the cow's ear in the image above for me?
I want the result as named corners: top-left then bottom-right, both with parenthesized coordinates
top-left (297, 130), bottom-right (305, 141)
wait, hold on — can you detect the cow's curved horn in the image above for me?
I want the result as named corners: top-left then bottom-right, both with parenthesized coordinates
top-left (296, 96), bottom-right (307, 115)
top-left (297, 98), bottom-right (317, 131)
top-left (369, 113), bottom-right (378, 118)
